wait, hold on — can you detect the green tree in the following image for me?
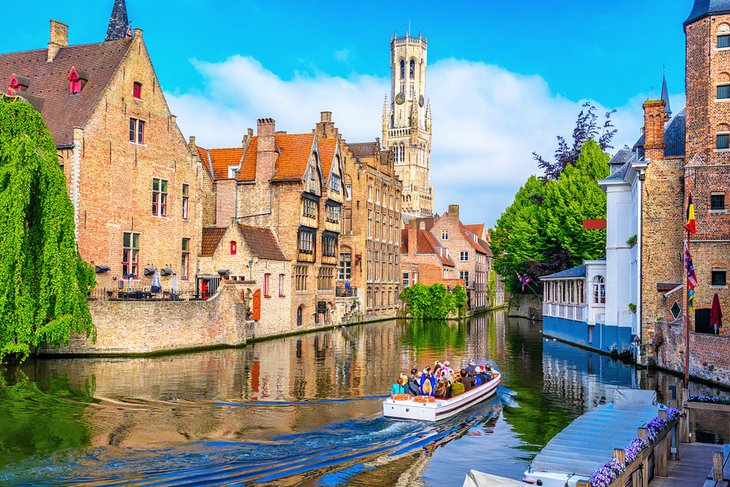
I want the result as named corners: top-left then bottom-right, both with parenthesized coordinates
top-left (400, 283), bottom-right (463, 320)
top-left (0, 97), bottom-right (95, 362)
top-left (492, 141), bottom-right (609, 294)
top-left (542, 140), bottom-right (609, 262)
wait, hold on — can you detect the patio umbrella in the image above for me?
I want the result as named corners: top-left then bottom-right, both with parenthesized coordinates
top-left (171, 273), bottom-right (179, 296)
top-left (711, 293), bottom-right (723, 335)
top-left (151, 269), bottom-right (162, 294)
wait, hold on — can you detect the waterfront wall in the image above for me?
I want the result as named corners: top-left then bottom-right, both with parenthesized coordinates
top-left (509, 294), bottom-right (541, 320)
top-left (655, 321), bottom-right (730, 386)
top-left (543, 316), bottom-right (633, 354)
top-left (41, 284), bottom-right (249, 355)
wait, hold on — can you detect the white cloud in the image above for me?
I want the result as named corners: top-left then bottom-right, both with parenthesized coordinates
top-left (168, 55), bottom-right (662, 227)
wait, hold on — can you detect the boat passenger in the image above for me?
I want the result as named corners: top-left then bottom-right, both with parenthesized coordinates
top-left (475, 365), bottom-right (490, 384)
top-left (434, 377), bottom-right (449, 399)
top-left (420, 370), bottom-right (435, 396)
top-left (484, 364), bottom-right (494, 381)
top-left (390, 374), bottom-right (407, 395)
top-left (441, 361), bottom-right (454, 382)
top-left (461, 368), bottom-right (476, 391)
top-left (465, 359), bottom-right (477, 376)
top-left (407, 372), bottom-right (421, 396)
top-left (409, 368), bottom-right (418, 382)
top-left (451, 376), bottom-right (465, 396)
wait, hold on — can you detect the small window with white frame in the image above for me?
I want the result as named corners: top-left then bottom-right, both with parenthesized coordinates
top-left (711, 192), bottom-right (726, 211)
top-left (459, 251), bottom-right (469, 261)
top-left (441, 230), bottom-right (448, 240)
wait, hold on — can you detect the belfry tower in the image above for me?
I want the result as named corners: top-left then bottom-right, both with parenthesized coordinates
top-left (382, 32), bottom-right (433, 218)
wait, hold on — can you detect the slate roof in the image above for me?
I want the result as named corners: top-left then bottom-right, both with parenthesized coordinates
top-left (0, 39), bottom-right (133, 146)
top-left (106, 0), bottom-right (130, 41)
top-left (349, 142), bottom-right (378, 158)
top-left (238, 225), bottom-right (287, 261)
top-left (478, 238), bottom-right (493, 258)
top-left (201, 227), bottom-right (227, 257)
top-left (541, 265), bottom-right (587, 280)
top-left (685, 0), bottom-right (730, 26)
top-left (632, 108), bottom-right (686, 159)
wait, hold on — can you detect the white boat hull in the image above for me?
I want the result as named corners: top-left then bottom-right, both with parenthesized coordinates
top-left (383, 373), bottom-right (501, 421)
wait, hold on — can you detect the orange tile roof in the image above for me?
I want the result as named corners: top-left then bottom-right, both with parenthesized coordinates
top-left (460, 223), bottom-right (488, 255)
top-left (319, 138), bottom-right (337, 179)
top-left (464, 224), bottom-right (485, 239)
top-left (401, 228), bottom-right (455, 267)
top-left (201, 227), bottom-right (227, 257)
top-left (197, 146), bottom-right (244, 180)
top-left (238, 225), bottom-right (287, 261)
top-left (272, 133), bottom-right (315, 181)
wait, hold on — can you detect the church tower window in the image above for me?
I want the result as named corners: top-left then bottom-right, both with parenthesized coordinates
top-left (719, 34), bottom-right (730, 49)
top-left (400, 60), bottom-right (405, 80)
top-left (409, 59), bottom-right (415, 79)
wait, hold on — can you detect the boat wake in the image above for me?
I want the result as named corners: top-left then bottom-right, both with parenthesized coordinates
top-left (0, 392), bottom-right (515, 487)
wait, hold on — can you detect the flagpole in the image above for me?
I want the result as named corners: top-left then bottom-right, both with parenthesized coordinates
top-left (685, 225), bottom-right (690, 388)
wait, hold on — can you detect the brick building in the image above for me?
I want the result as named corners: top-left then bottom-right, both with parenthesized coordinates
top-left (339, 135), bottom-right (403, 318)
top-left (196, 117), bottom-right (346, 328)
top-left (429, 205), bottom-right (490, 310)
top-left (198, 225), bottom-right (291, 335)
top-left (599, 1), bottom-right (730, 351)
top-left (400, 219), bottom-right (462, 289)
top-left (0, 1), bottom-right (203, 293)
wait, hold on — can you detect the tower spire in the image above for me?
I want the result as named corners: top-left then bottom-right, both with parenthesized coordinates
top-left (105, 0), bottom-right (131, 42)
top-left (661, 68), bottom-right (672, 118)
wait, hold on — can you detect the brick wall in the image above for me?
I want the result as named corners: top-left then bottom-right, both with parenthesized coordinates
top-left (76, 32), bottom-right (202, 292)
top-left (655, 320), bottom-right (730, 386)
top-left (42, 284), bottom-right (248, 354)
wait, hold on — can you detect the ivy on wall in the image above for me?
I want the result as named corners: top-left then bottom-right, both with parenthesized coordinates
top-left (400, 283), bottom-right (467, 320)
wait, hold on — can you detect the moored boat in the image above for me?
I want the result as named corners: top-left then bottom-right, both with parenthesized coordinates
top-left (383, 368), bottom-right (501, 421)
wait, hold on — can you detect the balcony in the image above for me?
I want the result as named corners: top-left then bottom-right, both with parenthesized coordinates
top-left (543, 302), bottom-right (586, 322)
top-left (336, 286), bottom-right (358, 298)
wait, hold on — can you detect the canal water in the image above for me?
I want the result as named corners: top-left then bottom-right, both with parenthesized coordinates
top-left (0, 312), bottom-right (724, 486)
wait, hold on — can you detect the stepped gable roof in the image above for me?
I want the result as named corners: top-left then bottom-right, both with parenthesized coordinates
top-left (0, 38), bottom-right (133, 146)
top-left (633, 107), bottom-right (686, 159)
top-left (319, 138), bottom-right (337, 179)
top-left (238, 225), bottom-right (287, 261)
top-left (271, 133), bottom-right (316, 181)
top-left (201, 227), bottom-right (227, 257)
top-left (540, 265), bottom-right (587, 280)
top-left (349, 142), bottom-right (378, 158)
top-left (685, 0), bottom-right (730, 26)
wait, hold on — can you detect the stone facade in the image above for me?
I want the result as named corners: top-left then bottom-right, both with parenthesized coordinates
top-left (198, 117), bottom-right (346, 329)
top-left (198, 224), bottom-right (291, 336)
top-left (382, 33), bottom-right (433, 218)
top-left (341, 137), bottom-right (402, 319)
top-left (428, 205), bottom-right (489, 310)
top-left (0, 17), bottom-right (204, 294)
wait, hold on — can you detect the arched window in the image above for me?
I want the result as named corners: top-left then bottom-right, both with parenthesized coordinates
top-left (593, 276), bottom-right (605, 304)
top-left (400, 142), bottom-right (405, 162)
top-left (400, 59), bottom-right (405, 80)
top-left (409, 59), bottom-right (415, 78)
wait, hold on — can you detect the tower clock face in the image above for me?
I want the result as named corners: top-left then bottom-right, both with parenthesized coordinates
top-left (395, 92), bottom-right (405, 105)
top-left (419, 95), bottom-right (424, 107)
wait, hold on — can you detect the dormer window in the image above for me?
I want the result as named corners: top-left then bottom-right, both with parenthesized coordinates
top-left (68, 67), bottom-right (86, 95)
top-left (133, 82), bottom-right (142, 99)
top-left (7, 74), bottom-right (28, 95)
top-left (227, 166), bottom-right (238, 179)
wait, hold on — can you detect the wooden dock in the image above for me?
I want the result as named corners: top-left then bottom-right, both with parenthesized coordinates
top-left (650, 443), bottom-right (728, 487)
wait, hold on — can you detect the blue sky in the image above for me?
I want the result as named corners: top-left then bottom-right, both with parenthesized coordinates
top-left (1, 0), bottom-right (696, 226)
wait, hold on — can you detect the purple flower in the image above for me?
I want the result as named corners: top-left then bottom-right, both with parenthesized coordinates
top-left (689, 395), bottom-right (730, 405)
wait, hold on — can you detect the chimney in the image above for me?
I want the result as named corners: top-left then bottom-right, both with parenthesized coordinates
top-left (256, 118), bottom-right (277, 182)
top-left (48, 20), bottom-right (68, 63)
top-left (642, 100), bottom-right (666, 161)
top-left (408, 220), bottom-right (418, 256)
top-left (448, 204), bottom-right (460, 218)
top-left (321, 111), bottom-right (332, 123)
top-left (188, 135), bottom-right (196, 147)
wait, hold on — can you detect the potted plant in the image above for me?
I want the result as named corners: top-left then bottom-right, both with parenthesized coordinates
top-left (628, 303), bottom-right (637, 313)
top-left (626, 235), bottom-right (637, 248)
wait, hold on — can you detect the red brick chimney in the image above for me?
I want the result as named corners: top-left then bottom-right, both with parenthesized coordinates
top-left (256, 118), bottom-right (276, 182)
top-left (408, 220), bottom-right (418, 257)
top-left (643, 100), bottom-right (666, 161)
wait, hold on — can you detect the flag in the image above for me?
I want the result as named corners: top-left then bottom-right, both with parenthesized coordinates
top-left (685, 194), bottom-right (697, 234)
top-left (516, 272), bottom-right (533, 292)
top-left (684, 242), bottom-right (698, 291)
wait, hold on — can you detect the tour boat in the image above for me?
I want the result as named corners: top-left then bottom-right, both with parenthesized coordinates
top-left (383, 369), bottom-right (501, 421)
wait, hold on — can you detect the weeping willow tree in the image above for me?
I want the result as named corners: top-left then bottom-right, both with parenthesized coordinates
top-left (0, 96), bottom-right (95, 362)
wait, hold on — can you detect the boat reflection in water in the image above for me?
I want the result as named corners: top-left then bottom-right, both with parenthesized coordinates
top-left (0, 312), bottom-right (721, 487)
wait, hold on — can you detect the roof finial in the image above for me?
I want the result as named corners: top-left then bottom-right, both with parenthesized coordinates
top-left (661, 67), bottom-right (672, 118)
top-left (105, 0), bottom-right (131, 42)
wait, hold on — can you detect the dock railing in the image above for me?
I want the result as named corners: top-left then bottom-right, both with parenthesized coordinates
top-left (577, 411), bottom-right (680, 487)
